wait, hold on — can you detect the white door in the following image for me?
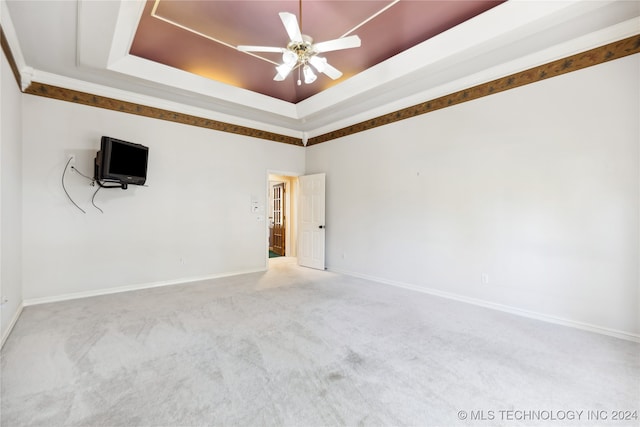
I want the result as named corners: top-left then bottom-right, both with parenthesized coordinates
top-left (298, 173), bottom-right (325, 270)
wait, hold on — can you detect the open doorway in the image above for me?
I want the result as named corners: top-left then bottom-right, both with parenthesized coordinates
top-left (267, 174), bottom-right (298, 262)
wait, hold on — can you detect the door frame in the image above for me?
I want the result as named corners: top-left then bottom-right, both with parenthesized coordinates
top-left (265, 170), bottom-right (300, 267)
top-left (271, 182), bottom-right (286, 256)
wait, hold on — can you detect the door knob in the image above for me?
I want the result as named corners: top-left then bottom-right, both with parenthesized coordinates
top-left (319, 225), bottom-right (325, 229)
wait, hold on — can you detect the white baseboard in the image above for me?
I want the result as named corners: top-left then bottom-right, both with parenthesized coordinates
top-left (16, 265), bottom-right (640, 343)
top-left (1, 302), bottom-right (24, 349)
top-left (23, 268), bottom-right (266, 307)
top-left (329, 267), bottom-right (640, 343)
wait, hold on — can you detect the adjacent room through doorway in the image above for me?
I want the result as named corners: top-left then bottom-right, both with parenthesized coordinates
top-left (267, 174), bottom-right (298, 261)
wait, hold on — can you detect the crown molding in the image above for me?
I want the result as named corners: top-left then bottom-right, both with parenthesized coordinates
top-left (5, 0), bottom-right (639, 148)
top-left (0, 25), bottom-right (20, 88)
top-left (19, 32), bottom-right (639, 149)
top-left (0, 0), bottom-right (27, 90)
top-left (307, 33), bottom-right (640, 146)
top-left (305, 16), bottom-right (640, 138)
top-left (24, 80), bottom-right (304, 146)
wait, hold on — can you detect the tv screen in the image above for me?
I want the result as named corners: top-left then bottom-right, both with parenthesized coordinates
top-left (95, 136), bottom-right (148, 187)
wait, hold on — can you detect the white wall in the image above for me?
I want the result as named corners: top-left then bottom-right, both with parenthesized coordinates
top-left (1, 49), bottom-right (24, 343)
top-left (22, 96), bottom-right (305, 301)
top-left (306, 55), bottom-right (640, 338)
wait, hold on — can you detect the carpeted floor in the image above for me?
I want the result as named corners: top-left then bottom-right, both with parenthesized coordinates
top-left (1, 258), bottom-right (638, 426)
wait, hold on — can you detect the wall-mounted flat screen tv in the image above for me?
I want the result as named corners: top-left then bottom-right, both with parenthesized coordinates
top-left (95, 136), bottom-right (148, 187)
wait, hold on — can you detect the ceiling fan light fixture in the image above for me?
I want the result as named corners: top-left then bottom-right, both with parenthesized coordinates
top-left (303, 64), bottom-right (317, 84)
top-left (275, 63), bottom-right (294, 80)
top-left (282, 50), bottom-right (297, 66)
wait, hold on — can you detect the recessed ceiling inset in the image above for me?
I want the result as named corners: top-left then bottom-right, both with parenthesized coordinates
top-left (129, 0), bottom-right (506, 103)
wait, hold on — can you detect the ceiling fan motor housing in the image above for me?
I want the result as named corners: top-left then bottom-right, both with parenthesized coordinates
top-left (287, 35), bottom-right (315, 63)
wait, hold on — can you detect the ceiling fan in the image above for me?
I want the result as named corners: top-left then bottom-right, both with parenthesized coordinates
top-left (237, 3), bottom-right (361, 85)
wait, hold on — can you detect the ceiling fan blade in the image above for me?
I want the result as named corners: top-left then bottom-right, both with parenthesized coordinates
top-left (237, 45), bottom-right (284, 53)
top-left (309, 56), bottom-right (343, 79)
top-left (313, 35), bottom-right (361, 53)
top-left (309, 56), bottom-right (343, 80)
top-left (279, 12), bottom-right (303, 43)
top-left (274, 63), bottom-right (295, 81)
top-left (322, 62), bottom-right (343, 80)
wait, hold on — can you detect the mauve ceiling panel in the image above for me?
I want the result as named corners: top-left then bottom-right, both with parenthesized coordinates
top-left (130, 0), bottom-right (505, 103)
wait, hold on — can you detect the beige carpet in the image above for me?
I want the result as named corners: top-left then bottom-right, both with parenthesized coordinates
top-left (1, 258), bottom-right (638, 426)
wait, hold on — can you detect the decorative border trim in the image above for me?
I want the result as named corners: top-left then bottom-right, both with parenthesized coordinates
top-left (0, 26), bottom-right (21, 89)
top-left (23, 82), bottom-right (304, 146)
top-left (307, 34), bottom-right (640, 146)
top-left (7, 31), bottom-right (640, 147)
top-left (330, 267), bottom-right (640, 343)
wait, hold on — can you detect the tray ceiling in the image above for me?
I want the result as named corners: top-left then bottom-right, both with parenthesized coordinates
top-left (3, 1), bottom-right (639, 139)
top-left (130, 1), bottom-right (503, 103)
